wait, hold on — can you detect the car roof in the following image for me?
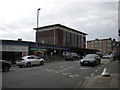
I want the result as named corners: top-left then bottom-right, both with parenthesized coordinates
top-left (86, 54), bottom-right (98, 57)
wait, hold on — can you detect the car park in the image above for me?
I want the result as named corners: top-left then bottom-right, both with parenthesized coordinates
top-left (65, 53), bottom-right (80, 61)
top-left (80, 54), bottom-right (101, 67)
top-left (0, 60), bottom-right (11, 72)
top-left (16, 55), bottom-right (45, 68)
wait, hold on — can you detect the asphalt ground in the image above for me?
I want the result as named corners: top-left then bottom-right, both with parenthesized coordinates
top-left (1, 59), bottom-right (118, 89)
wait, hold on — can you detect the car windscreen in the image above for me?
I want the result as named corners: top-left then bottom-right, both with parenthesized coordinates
top-left (84, 55), bottom-right (96, 59)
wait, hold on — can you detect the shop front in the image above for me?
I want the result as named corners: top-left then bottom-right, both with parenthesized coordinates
top-left (1, 42), bottom-right (28, 64)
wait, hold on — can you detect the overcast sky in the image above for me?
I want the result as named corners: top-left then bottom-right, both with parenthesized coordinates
top-left (0, 0), bottom-right (119, 42)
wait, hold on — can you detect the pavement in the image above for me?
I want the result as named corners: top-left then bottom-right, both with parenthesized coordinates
top-left (80, 60), bottom-right (119, 88)
top-left (82, 74), bottom-right (118, 88)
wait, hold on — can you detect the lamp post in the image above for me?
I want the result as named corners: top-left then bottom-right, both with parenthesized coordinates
top-left (118, 28), bottom-right (120, 41)
top-left (37, 8), bottom-right (41, 28)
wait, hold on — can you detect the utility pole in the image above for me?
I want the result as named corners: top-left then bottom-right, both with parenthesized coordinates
top-left (118, 28), bottom-right (120, 41)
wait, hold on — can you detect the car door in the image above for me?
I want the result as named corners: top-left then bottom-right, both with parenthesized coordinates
top-left (27, 56), bottom-right (35, 65)
top-left (33, 56), bottom-right (39, 65)
top-left (35, 56), bottom-right (41, 65)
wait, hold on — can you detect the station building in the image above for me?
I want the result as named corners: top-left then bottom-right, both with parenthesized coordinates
top-left (34, 24), bottom-right (87, 48)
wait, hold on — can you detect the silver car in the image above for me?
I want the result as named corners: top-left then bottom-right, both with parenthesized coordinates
top-left (80, 54), bottom-right (101, 67)
top-left (16, 55), bottom-right (44, 68)
top-left (0, 60), bottom-right (11, 72)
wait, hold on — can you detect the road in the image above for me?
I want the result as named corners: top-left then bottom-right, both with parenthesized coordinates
top-left (2, 59), bottom-right (118, 89)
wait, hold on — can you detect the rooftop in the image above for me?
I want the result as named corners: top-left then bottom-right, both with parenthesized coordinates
top-left (33, 24), bottom-right (87, 35)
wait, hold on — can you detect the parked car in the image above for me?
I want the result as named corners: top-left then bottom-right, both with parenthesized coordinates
top-left (65, 53), bottom-right (80, 61)
top-left (110, 52), bottom-right (120, 61)
top-left (16, 55), bottom-right (45, 68)
top-left (80, 54), bottom-right (101, 67)
top-left (102, 54), bottom-right (110, 59)
top-left (0, 60), bottom-right (11, 72)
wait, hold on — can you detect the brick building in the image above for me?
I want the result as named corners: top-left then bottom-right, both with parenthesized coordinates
top-left (33, 24), bottom-right (87, 48)
top-left (87, 38), bottom-right (120, 55)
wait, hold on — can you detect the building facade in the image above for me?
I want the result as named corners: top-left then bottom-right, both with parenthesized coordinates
top-left (1, 39), bottom-right (98, 64)
top-left (87, 38), bottom-right (120, 55)
top-left (34, 24), bottom-right (87, 48)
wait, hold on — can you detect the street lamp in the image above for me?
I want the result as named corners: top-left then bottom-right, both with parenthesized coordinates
top-left (37, 8), bottom-right (41, 28)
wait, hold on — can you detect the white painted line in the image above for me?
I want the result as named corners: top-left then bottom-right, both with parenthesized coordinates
top-left (60, 67), bottom-right (73, 72)
top-left (95, 70), bottom-right (98, 72)
top-left (54, 71), bottom-right (59, 73)
top-left (63, 73), bottom-right (68, 75)
top-left (80, 68), bottom-right (87, 70)
top-left (74, 74), bottom-right (79, 77)
top-left (69, 75), bottom-right (74, 78)
top-left (91, 73), bottom-right (94, 77)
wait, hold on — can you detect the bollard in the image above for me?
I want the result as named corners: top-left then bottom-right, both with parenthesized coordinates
top-left (101, 68), bottom-right (110, 77)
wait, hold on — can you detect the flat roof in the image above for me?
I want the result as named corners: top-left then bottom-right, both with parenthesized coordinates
top-left (33, 24), bottom-right (87, 35)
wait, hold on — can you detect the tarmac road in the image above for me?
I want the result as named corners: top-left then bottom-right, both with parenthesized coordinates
top-left (2, 59), bottom-right (117, 89)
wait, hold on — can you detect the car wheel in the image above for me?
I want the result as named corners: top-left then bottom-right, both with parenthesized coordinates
top-left (2, 64), bottom-right (10, 72)
top-left (66, 59), bottom-right (68, 61)
top-left (19, 66), bottom-right (23, 68)
top-left (98, 60), bottom-right (101, 64)
top-left (40, 61), bottom-right (44, 65)
top-left (26, 62), bottom-right (31, 67)
top-left (91, 62), bottom-right (96, 67)
top-left (80, 63), bottom-right (84, 66)
top-left (72, 58), bottom-right (75, 61)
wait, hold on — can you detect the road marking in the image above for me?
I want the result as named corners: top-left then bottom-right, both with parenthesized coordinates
top-left (85, 76), bottom-right (89, 79)
top-left (44, 68), bottom-right (79, 78)
top-left (91, 73), bottom-right (94, 77)
top-left (73, 74), bottom-right (79, 77)
top-left (80, 68), bottom-right (87, 70)
top-left (45, 69), bottom-right (54, 72)
top-left (54, 71), bottom-right (59, 73)
top-left (63, 73), bottom-right (68, 75)
top-left (95, 70), bottom-right (98, 72)
top-left (60, 66), bottom-right (64, 68)
top-left (59, 67), bottom-right (73, 72)
top-left (69, 75), bottom-right (74, 78)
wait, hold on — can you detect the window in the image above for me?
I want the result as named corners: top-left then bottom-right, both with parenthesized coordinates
top-left (95, 41), bottom-right (98, 43)
top-left (28, 57), bottom-right (34, 59)
top-left (66, 32), bottom-right (71, 46)
top-left (108, 40), bottom-right (111, 43)
top-left (75, 34), bottom-right (77, 47)
top-left (63, 31), bottom-right (66, 46)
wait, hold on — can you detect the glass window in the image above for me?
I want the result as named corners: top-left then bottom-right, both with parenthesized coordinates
top-left (63, 31), bottom-right (66, 46)
top-left (28, 57), bottom-right (34, 59)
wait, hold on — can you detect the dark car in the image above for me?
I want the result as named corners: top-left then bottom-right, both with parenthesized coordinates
top-left (80, 54), bottom-right (101, 67)
top-left (65, 53), bottom-right (80, 61)
top-left (0, 60), bottom-right (11, 72)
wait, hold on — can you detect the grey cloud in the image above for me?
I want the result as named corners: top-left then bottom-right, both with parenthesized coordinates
top-left (0, 1), bottom-right (118, 41)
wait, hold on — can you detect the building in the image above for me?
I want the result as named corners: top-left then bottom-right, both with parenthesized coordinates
top-left (33, 24), bottom-right (87, 48)
top-left (1, 39), bottom-right (98, 64)
top-left (87, 38), bottom-right (120, 55)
